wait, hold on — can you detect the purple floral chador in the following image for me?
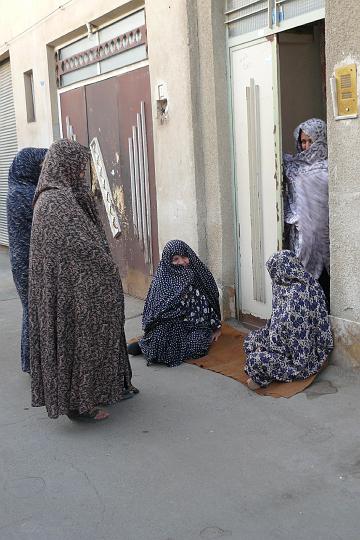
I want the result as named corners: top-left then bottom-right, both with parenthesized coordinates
top-left (29, 139), bottom-right (134, 418)
top-left (244, 251), bottom-right (333, 387)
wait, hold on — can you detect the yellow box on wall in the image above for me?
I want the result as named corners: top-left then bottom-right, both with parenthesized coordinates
top-left (335, 64), bottom-right (358, 116)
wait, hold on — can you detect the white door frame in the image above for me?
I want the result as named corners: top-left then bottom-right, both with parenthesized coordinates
top-left (229, 37), bottom-right (282, 319)
top-left (226, 8), bottom-right (325, 49)
top-left (227, 7), bottom-right (325, 318)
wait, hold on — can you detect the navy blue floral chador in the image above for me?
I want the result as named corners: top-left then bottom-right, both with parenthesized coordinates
top-left (140, 240), bottom-right (221, 367)
top-left (7, 147), bottom-right (47, 372)
top-left (244, 251), bottom-right (333, 387)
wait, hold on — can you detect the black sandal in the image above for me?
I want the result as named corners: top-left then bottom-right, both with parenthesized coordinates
top-left (127, 341), bottom-right (142, 356)
top-left (119, 385), bottom-right (140, 400)
top-left (67, 408), bottom-right (109, 422)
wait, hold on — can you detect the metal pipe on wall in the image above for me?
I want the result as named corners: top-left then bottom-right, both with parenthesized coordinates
top-left (128, 137), bottom-right (139, 238)
top-left (136, 111), bottom-right (149, 263)
top-left (140, 100), bottom-right (153, 271)
top-left (132, 125), bottom-right (143, 245)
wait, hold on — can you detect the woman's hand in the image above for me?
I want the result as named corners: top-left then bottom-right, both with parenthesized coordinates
top-left (211, 328), bottom-right (222, 343)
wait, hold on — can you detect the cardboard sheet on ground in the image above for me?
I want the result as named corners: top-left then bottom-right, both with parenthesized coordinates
top-left (186, 323), bottom-right (317, 398)
top-left (129, 324), bottom-right (317, 397)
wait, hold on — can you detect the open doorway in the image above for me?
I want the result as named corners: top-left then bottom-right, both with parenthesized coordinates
top-left (279, 21), bottom-right (326, 154)
top-left (229, 16), bottom-right (328, 323)
top-left (278, 20), bottom-right (330, 307)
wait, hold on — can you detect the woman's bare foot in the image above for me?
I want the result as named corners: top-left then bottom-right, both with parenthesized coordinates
top-left (67, 408), bottom-right (110, 422)
top-left (211, 328), bottom-right (222, 343)
top-left (246, 378), bottom-right (261, 391)
top-left (93, 409), bottom-right (110, 420)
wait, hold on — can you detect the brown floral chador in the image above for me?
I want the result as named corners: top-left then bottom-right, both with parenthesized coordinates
top-left (29, 139), bottom-right (134, 418)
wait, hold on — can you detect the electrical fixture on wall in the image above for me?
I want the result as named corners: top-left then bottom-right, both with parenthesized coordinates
top-left (156, 82), bottom-right (168, 124)
top-left (330, 63), bottom-right (358, 120)
top-left (86, 22), bottom-right (98, 37)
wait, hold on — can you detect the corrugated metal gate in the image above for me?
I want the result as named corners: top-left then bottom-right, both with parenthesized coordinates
top-left (57, 10), bottom-right (158, 299)
top-left (0, 60), bottom-right (18, 245)
top-left (59, 66), bottom-right (159, 299)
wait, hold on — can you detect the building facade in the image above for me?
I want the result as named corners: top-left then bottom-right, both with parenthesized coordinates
top-left (0, 0), bottom-right (359, 367)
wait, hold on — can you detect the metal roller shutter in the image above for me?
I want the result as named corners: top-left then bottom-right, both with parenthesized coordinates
top-left (0, 60), bottom-right (18, 245)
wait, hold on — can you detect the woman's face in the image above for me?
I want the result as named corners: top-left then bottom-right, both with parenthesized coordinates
top-left (300, 131), bottom-right (312, 151)
top-left (172, 254), bottom-right (190, 267)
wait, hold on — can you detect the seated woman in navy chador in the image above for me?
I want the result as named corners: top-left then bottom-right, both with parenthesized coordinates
top-left (128, 239), bottom-right (222, 367)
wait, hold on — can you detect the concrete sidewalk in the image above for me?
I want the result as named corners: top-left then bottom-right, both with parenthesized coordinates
top-left (1, 246), bottom-right (360, 540)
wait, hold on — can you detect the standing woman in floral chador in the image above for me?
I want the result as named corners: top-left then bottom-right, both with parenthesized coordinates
top-left (7, 147), bottom-right (47, 373)
top-left (29, 139), bottom-right (138, 421)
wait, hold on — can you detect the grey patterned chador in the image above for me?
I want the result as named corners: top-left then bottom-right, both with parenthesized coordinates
top-left (29, 139), bottom-right (136, 419)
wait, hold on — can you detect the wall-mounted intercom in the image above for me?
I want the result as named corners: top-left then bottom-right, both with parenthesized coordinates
top-left (330, 63), bottom-right (358, 120)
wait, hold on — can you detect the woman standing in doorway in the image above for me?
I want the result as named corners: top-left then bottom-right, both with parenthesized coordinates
top-left (283, 118), bottom-right (330, 305)
top-left (29, 139), bottom-right (138, 421)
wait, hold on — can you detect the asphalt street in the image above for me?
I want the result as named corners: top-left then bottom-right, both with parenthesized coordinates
top-left (1, 246), bottom-right (360, 540)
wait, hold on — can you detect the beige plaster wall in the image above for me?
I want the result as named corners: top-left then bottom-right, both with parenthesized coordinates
top-left (195, 0), bottom-right (235, 317)
top-left (0, 0), bottom-right (143, 147)
top-left (146, 0), bottom-right (235, 315)
top-left (326, 0), bottom-right (360, 324)
top-left (0, 0), bottom-right (236, 315)
top-left (145, 0), bottom-right (200, 254)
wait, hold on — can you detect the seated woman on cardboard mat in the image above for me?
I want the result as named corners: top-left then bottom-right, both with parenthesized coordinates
top-left (244, 250), bottom-right (333, 390)
top-left (127, 239), bottom-right (222, 367)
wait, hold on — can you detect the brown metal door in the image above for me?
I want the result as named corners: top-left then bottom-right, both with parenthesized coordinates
top-left (60, 67), bottom-right (158, 298)
top-left (59, 87), bottom-right (88, 145)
